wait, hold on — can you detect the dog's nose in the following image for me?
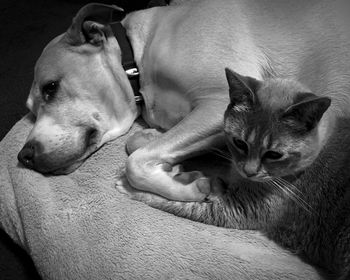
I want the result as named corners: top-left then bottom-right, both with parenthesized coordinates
top-left (18, 141), bottom-right (37, 169)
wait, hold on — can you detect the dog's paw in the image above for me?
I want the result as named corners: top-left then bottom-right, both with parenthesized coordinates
top-left (207, 177), bottom-right (227, 200)
top-left (116, 175), bottom-right (166, 204)
top-left (190, 177), bottom-right (227, 204)
top-left (195, 177), bottom-right (211, 196)
top-left (161, 164), bottom-right (209, 201)
top-left (193, 176), bottom-right (229, 203)
top-left (116, 175), bottom-right (138, 198)
top-left (173, 171), bottom-right (210, 194)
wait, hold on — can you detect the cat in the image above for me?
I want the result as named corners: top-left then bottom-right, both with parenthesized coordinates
top-left (119, 68), bottom-right (350, 279)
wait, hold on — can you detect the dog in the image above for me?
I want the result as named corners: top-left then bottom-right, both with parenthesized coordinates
top-left (18, 0), bottom-right (350, 202)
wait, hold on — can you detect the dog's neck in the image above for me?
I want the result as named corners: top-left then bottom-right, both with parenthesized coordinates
top-left (121, 7), bottom-right (162, 67)
top-left (111, 22), bottom-right (143, 105)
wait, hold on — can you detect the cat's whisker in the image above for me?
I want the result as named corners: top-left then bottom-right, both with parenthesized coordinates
top-left (267, 180), bottom-right (292, 201)
top-left (270, 180), bottom-right (297, 203)
top-left (271, 178), bottom-right (311, 212)
top-left (266, 180), bottom-right (280, 192)
top-left (284, 186), bottom-right (313, 212)
top-left (278, 179), bottom-right (311, 212)
top-left (209, 147), bottom-right (230, 155)
top-left (271, 178), bottom-right (313, 214)
top-left (274, 177), bottom-right (304, 195)
top-left (207, 147), bottom-right (232, 161)
top-left (273, 177), bottom-right (302, 198)
top-left (272, 179), bottom-right (304, 204)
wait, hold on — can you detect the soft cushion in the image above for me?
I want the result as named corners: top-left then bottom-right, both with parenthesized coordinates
top-left (0, 115), bottom-right (321, 280)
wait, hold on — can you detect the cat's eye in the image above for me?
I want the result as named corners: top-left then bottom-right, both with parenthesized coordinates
top-left (263, 151), bottom-right (283, 160)
top-left (42, 81), bottom-right (59, 102)
top-left (232, 138), bottom-right (248, 153)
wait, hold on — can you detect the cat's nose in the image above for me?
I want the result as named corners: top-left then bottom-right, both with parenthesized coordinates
top-left (244, 170), bottom-right (257, 178)
top-left (243, 163), bottom-right (259, 177)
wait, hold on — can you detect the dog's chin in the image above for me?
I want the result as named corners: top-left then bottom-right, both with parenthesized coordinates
top-left (50, 161), bottom-right (84, 175)
top-left (29, 147), bottom-right (91, 175)
top-left (45, 147), bottom-right (97, 175)
top-left (28, 159), bottom-right (84, 175)
top-left (31, 131), bottom-right (101, 175)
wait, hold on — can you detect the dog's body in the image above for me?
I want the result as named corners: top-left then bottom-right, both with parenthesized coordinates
top-left (19, 0), bottom-right (350, 201)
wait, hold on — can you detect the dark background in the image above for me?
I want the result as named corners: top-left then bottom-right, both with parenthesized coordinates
top-left (0, 0), bottom-right (155, 279)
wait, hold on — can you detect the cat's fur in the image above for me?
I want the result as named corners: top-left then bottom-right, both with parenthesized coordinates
top-left (223, 68), bottom-right (332, 181)
top-left (120, 69), bottom-right (350, 279)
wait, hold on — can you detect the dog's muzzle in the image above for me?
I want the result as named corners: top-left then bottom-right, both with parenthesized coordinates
top-left (18, 140), bottom-right (38, 169)
top-left (18, 126), bottom-right (98, 174)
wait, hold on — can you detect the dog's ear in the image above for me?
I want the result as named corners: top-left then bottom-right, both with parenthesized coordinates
top-left (66, 3), bottom-right (125, 46)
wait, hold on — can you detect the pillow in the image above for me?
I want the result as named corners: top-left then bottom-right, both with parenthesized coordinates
top-left (0, 115), bottom-right (321, 280)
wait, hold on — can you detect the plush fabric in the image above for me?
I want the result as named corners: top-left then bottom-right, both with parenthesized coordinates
top-left (0, 115), bottom-right (322, 280)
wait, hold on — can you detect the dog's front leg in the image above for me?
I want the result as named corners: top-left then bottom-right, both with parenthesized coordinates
top-left (125, 100), bottom-right (227, 202)
top-left (117, 176), bottom-right (274, 230)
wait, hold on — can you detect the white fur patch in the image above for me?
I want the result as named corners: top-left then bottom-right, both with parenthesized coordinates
top-left (263, 134), bottom-right (270, 148)
top-left (233, 104), bottom-right (250, 112)
top-left (247, 129), bottom-right (256, 144)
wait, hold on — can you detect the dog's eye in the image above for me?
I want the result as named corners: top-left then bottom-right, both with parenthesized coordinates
top-left (42, 81), bottom-right (59, 102)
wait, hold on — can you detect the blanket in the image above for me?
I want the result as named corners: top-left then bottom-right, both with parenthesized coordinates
top-left (0, 115), bottom-right (322, 280)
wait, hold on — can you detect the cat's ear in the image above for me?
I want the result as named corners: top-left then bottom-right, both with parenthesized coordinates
top-left (225, 68), bottom-right (261, 107)
top-left (282, 95), bottom-right (331, 132)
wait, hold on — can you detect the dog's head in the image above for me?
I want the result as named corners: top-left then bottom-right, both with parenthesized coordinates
top-left (18, 4), bottom-right (139, 174)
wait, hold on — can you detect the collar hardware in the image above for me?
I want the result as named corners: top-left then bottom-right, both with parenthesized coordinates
top-left (125, 67), bottom-right (139, 77)
top-left (111, 22), bottom-right (143, 105)
top-left (134, 95), bottom-right (143, 103)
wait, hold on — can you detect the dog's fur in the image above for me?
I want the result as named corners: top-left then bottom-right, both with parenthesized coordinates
top-left (19, 0), bottom-right (350, 202)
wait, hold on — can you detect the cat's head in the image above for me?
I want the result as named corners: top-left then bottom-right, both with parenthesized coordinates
top-left (224, 68), bottom-right (331, 182)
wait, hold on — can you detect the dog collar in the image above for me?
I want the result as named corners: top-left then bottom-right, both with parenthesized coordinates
top-left (111, 22), bottom-right (143, 104)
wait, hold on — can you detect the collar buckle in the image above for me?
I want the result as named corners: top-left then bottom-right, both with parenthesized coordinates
top-left (134, 95), bottom-right (143, 103)
top-left (125, 67), bottom-right (139, 77)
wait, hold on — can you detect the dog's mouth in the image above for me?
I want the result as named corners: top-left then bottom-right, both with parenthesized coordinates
top-left (49, 159), bottom-right (85, 175)
top-left (18, 127), bottom-right (101, 174)
top-left (51, 132), bottom-right (100, 175)
top-left (85, 128), bottom-right (99, 148)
